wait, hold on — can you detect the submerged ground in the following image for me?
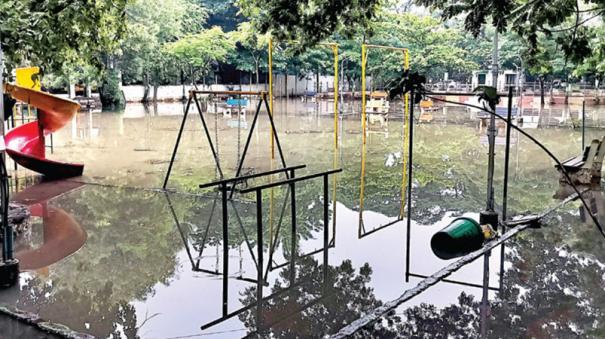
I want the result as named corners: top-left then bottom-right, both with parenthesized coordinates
top-left (1, 98), bottom-right (605, 338)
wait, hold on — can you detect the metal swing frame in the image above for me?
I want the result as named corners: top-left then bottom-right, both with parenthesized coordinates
top-left (163, 90), bottom-right (289, 190)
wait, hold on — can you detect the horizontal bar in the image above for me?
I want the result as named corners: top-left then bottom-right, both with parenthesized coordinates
top-left (359, 218), bottom-right (403, 238)
top-left (239, 168), bottom-right (343, 193)
top-left (364, 44), bottom-right (408, 51)
top-left (194, 268), bottom-right (267, 285)
top-left (270, 242), bottom-right (335, 271)
top-left (191, 90), bottom-right (266, 96)
top-left (424, 91), bottom-right (511, 97)
top-left (407, 272), bottom-right (499, 291)
top-left (199, 165), bottom-right (306, 189)
top-left (201, 281), bottom-right (306, 330)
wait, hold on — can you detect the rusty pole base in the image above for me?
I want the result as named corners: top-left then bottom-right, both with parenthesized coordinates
top-left (0, 259), bottom-right (19, 288)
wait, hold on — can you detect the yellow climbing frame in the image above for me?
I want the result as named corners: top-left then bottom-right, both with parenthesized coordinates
top-left (359, 44), bottom-right (411, 223)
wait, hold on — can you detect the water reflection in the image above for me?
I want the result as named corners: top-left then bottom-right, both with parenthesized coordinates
top-left (0, 98), bottom-right (604, 337)
top-left (12, 181), bottom-right (86, 271)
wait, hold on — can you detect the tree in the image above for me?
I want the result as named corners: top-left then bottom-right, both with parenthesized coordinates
top-left (415, 0), bottom-right (603, 65)
top-left (0, 0), bottom-right (128, 74)
top-left (165, 27), bottom-right (236, 87)
top-left (230, 22), bottom-right (271, 86)
top-left (238, 0), bottom-right (382, 50)
top-left (119, 0), bottom-right (207, 102)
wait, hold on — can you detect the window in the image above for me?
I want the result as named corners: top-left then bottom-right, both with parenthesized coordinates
top-left (478, 73), bottom-right (486, 85)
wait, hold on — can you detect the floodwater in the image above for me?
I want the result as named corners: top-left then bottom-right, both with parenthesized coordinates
top-left (1, 97), bottom-right (605, 338)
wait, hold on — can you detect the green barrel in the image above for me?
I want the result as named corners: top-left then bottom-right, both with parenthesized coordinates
top-left (431, 217), bottom-right (484, 260)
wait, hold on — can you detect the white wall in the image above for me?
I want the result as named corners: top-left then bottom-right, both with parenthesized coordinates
top-left (121, 73), bottom-right (369, 102)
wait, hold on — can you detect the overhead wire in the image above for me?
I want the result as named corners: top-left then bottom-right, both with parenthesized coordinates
top-left (425, 94), bottom-right (605, 239)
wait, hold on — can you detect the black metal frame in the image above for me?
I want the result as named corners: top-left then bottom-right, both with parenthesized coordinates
top-left (167, 165), bottom-right (307, 286)
top-left (197, 168), bottom-right (341, 333)
top-left (163, 90), bottom-right (289, 190)
top-left (1, 153), bottom-right (11, 262)
top-left (404, 89), bottom-right (510, 292)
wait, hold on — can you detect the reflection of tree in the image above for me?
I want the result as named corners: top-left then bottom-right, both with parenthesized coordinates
top-left (237, 257), bottom-right (402, 338)
top-left (384, 232), bottom-right (605, 338)
top-left (4, 186), bottom-right (186, 337)
top-left (9, 277), bottom-right (139, 338)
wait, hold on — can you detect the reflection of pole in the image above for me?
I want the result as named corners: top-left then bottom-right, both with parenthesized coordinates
top-left (255, 189), bottom-right (264, 333)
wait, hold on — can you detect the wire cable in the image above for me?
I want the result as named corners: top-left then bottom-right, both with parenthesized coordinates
top-left (426, 94), bottom-right (605, 239)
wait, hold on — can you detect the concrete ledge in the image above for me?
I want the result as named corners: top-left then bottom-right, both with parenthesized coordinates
top-left (0, 304), bottom-right (95, 339)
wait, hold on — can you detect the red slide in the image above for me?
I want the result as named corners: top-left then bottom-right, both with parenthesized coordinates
top-left (3, 84), bottom-right (84, 178)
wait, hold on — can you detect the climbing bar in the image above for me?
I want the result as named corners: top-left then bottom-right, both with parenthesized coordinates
top-left (190, 90), bottom-right (266, 96)
top-left (239, 169), bottom-right (342, 193)
top-left (364, 44), bottom-right (408, 51)
top-left (328, 191), bottom-right (583, 339)
top-left (198, 165), bottom-right (306, 189)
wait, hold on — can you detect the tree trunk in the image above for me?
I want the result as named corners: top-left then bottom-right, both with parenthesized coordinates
top-left (316, 70), bottom-right (320, 93)
top-left (294, 73), bottom-right (298, 97)
top-left (142, 72), bottom-right (150, 103)
top-left (285, 73), bottom-right (288, 100)
top-left (180, 68), bottom-right (186, 101)
top-left (153, 83), bottom-right (158, 103)
top-left (539, 77), bottom-right (545, 107)
top-left (255, 59), bottom-right (260, 86)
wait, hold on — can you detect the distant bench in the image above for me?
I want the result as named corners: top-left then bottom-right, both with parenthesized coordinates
top-left (556, 136), bottom-right (605, 185)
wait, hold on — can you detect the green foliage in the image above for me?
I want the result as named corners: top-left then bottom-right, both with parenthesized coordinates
top-left (238, 0), bottom-right (382, 50)
top-left (99, 69), bottom-right (125, 109)
top-left (165, 26), bottom-right (236, 81)
top-left (417, 0), bottom-right (605, 68)
top-left (0, 0), bottom-right (128, 73)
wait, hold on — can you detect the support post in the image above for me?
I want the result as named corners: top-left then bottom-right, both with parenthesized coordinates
top-left (500, 86), bottom-right (513, 294)
top-left (582, 100), bottom-right (586, 151)
top-left (361, 44), bottom-right (367, 144)
top-left (333, 45), bottom-right (339, 149)
top-left (0, 39), bottom-right (19, 289)
top-left (269, 38), bottom-right (275, 159)
top-left (405, 89), bottom-right (415, 282)
top-left (163, 95), bottom-right (193, 189)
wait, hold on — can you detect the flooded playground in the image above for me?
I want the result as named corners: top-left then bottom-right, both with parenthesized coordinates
top-left (1, 98), bottom-right (605, 338)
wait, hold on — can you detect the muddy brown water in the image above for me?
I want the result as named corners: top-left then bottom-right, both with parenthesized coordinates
top-left (1, 98), bottom-right (605, 338)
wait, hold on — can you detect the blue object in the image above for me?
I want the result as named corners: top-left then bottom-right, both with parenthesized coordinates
top-left (478, 107), bottom-right (518, 118)
top-left (226, 98), bottom-right (248, 107)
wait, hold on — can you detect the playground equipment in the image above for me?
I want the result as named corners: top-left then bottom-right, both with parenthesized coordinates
top-left (163, 90), bottom-right (288, 189)
top-left (358, 44), bottom-right (411, 236)
top-left (3, 84), bottom-right (83, 178)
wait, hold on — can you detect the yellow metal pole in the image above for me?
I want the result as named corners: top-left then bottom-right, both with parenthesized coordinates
top-left (333, 44), bottom-right (339, 149)
top-left (269, 38), bottom-right (275, 159)
top-left (400, 49), bottom-right (411, 219)
top-left (361, 44), bottom-right (367, 145)
top-left (358, 139), bottom-right (367, 222)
